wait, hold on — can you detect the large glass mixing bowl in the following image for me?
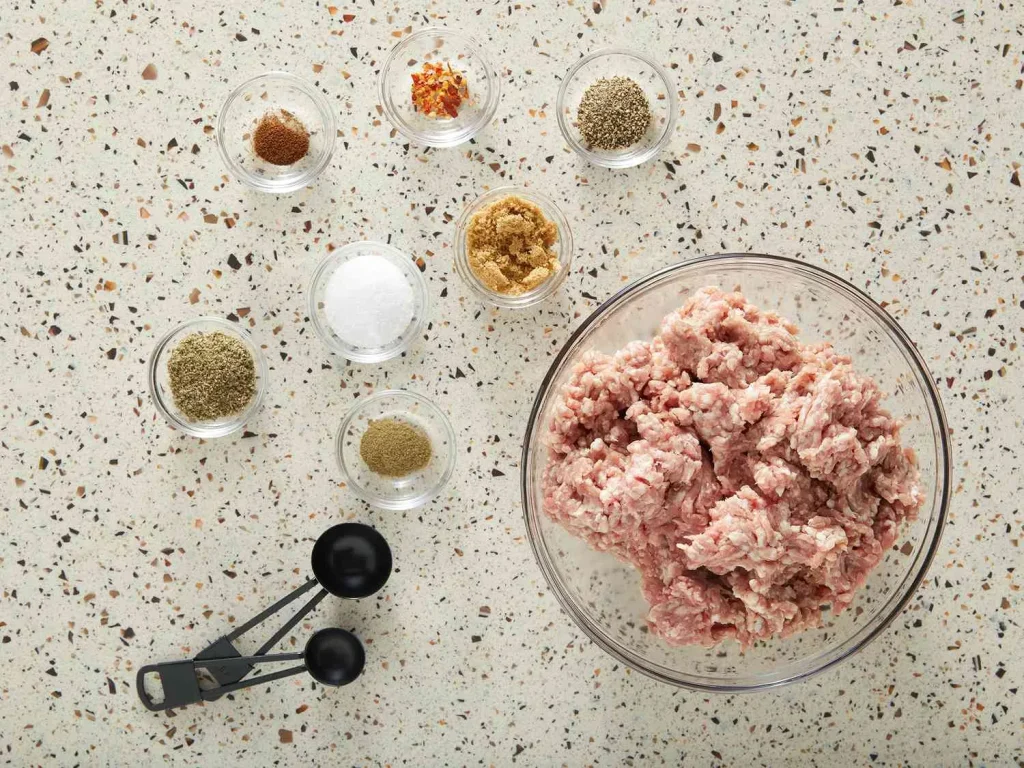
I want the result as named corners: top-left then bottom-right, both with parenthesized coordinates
top-left (521, 254), bottom-right (951, 691)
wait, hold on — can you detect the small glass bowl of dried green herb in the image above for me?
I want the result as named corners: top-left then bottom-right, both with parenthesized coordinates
top-left (148, 317), bottom-right (268, 438)
top-left (556, 49), bottom-right (677, 169)
top-left (336, 390), bottom-right (456, 510)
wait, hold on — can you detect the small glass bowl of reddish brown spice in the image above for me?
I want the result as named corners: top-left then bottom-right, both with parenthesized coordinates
top-left (217, 71), bottom-right (336, 193)
top-left (454, 187), bottom-right (574, 309)
top-left (336, 390), bottom-right (457, 510)
top-left (378, 27), bottom-right (501, 148)
top-left (148, 317), bottom-right (269, 438)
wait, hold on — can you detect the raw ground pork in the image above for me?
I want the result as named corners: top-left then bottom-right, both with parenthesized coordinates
top-left (542, 287), bottom-right (924, 647)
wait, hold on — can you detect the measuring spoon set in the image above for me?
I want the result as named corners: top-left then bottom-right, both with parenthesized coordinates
top-left (136, 523), bottom-right (392, 711)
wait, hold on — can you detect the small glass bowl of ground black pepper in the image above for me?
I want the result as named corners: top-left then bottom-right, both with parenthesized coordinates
top-left (148, 317), bottom-right (268, 438)
top-left (378, 27), bottom-right (501, 148)
top-left (454, 187), bottom-right (574, 309)
top-left (217, 71), bottom-right (336, 193)
top-left (556, 49), bottom-right (677, 169)
top-left (336, 390), bottom-right (457, 510)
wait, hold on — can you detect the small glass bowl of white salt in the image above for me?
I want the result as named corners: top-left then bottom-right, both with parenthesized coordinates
top-left (309, 241), bottom-right (429, 363)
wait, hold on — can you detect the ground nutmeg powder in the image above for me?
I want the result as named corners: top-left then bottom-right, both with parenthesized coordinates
top-left (252, 109), bottom-right (310, 165)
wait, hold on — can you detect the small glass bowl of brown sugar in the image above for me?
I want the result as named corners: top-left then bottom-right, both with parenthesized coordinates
top-left (336, 390), bottom-right (457, 510)
top-left (217, 71), bottom-right (336, 193)
top-left (148, 317), bottom-right (268, 438)
top-left (454, 187), bottom-right (574, 309)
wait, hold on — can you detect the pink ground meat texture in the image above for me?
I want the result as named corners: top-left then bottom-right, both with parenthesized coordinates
top-left (542, 287), bottom-right (924, 647)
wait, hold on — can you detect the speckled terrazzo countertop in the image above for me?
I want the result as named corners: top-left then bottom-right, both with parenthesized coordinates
top-left (2, 1), bottom-right (1021, 765)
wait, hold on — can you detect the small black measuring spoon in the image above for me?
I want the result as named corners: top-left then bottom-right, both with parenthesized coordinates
top-left (137, 628), bottom-right (366, 711)
top-left (136, 523), bottom-right (390, 711)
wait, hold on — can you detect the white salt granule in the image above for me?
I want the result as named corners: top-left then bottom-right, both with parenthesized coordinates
top-left (324, 255), bottom-right (415, 348)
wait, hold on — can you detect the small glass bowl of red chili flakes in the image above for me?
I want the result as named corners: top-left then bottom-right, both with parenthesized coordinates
top-left (378, 27), bottom-right (501, 148)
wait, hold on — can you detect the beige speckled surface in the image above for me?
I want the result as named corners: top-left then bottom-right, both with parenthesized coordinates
top-left (2, 1), bottom-right (1021, 765)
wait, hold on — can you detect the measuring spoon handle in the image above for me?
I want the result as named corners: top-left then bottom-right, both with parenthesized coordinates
top-left (137, 650), bottom-right (307, 711)
top-left (136, 660), bottom-right (202, 712)
top-left (199, 663), bottom-right (308, 700)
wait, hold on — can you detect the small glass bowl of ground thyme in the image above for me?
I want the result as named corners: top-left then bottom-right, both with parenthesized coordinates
top-left (148, 317), bottom-right (268, 438)
top-left (217, 71), bottom-right (336, 193)
top-left (336, 390), bottom-right (456, 510)
top-left (378, 27), bottom-right (501, 148)
top-left (454, 187), bottom-right (574, 309)
top-left (556, 49), bottom-right (677, 169)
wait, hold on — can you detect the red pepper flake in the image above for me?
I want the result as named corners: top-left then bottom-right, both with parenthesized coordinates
top-left (411, 61), bottom-right (469, 119)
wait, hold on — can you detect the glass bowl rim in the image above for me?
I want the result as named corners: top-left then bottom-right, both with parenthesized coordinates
top-left (555, 47), bottom-right (678, 169)
top-left (148, 316), bottom-right (269, 438)
top-left (216, 70), bottom-right (337, 194)
top-left (307, 240), bottom-right (429, 363)
top-left (520, 252), bottom-right (952, 692)
top-left (335, 389), bottom-right (458, 510)
top-left (377, 26), bottom-right (502, 148)
top-left (453, 185), bottom-right (575, 309)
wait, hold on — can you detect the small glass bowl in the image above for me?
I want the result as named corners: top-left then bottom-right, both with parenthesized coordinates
top-left (308, 241), bottom-right (429, 363)
top-left (454, 186), bottom-right (574, 309)
top-left (148, 317), bottom-right (268, 438)
top-left (336, 390), bottom-right (457, 510)
top-left (378, 27), bottom-right (501, 148)
top-left (217, 71), bottom-right (336, 193)
top-left (556, 49), bottom-right (677, 168)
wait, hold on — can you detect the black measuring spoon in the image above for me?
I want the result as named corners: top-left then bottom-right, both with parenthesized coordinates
top-left (220, 522), bottom-right (392, 660)
top-left (136, 523), bottom-right (390, 711)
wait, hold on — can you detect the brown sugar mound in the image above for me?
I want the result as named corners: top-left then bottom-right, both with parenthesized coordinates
top-left (466, 195), bottom-right (560, 296)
